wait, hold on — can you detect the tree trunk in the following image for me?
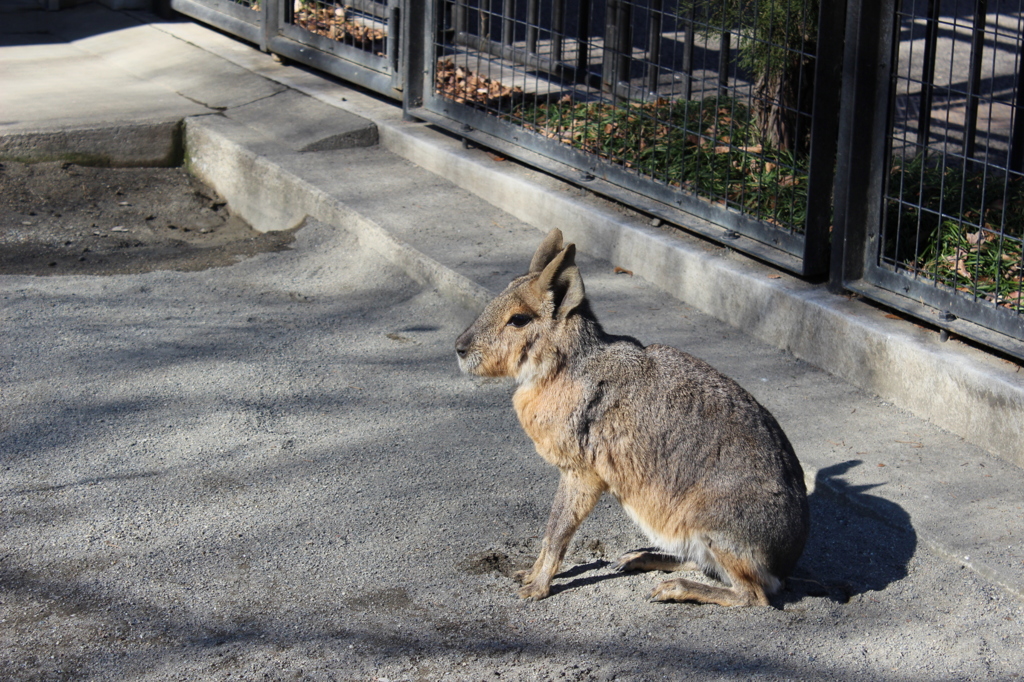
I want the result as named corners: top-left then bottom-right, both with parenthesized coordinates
top-left (753, 54), bottom-right (815, 155)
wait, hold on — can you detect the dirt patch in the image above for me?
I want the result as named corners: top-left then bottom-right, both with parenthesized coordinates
top-left (0, 161), bottom-right (296, 276)
top-left (459, 550), bottom-right (521, 578)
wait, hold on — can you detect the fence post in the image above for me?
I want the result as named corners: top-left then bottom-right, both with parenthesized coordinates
top-left (552, 0), bottom-right (565, 61)
top-left (1010, 40), bottom-right (1024, 173)
top-left (916, 0), bottom-right (940, 151)
top-left (644, 0), bottom-right (663, 94)
top-left (801, 0), bottom-right (848, 276)
top-left (402, 0), bottom-right (427, 119)
top-left (259, 0), bottom-right (275, 53)
top-left (603, 0), bottom-right (633, 97)
top-left (963, 0), bottom-right (989, 162)
top-left (680, 5), bottom-right (694, 100)
top-left (576, 0), bottom-right (593, 81)
top-left (830, 0), bottom-right (897, 291)
top-left (718, 30), bottom-right (730, 96)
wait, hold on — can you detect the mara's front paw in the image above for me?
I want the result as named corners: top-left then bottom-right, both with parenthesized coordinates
top-left (517, 581), bottom-right (551, 601)
top-left (512, 569), bottom-right (533, 585)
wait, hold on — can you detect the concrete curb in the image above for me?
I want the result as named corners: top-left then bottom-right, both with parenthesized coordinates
top-left (183, 114), bottom-right (492, 314)
top-left (0, 121), bottom-right (183, 167)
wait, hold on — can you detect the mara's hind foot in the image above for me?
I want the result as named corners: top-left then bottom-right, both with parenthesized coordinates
top-left (650, 577), bottom-right (769, 607)
top-left (613, 551), bottom-right (698, 573)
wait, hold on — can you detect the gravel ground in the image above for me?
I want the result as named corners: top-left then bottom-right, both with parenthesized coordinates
top-left (1, 173), bottom-right (1022, 680)
top-left (0, 161), bottom-right (293, 276)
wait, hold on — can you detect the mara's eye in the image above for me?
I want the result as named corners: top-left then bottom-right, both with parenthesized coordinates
top-left (507, 313), bottom-right (532, 328)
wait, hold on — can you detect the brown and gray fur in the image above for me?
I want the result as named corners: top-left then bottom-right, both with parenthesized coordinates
top-left (455, 229), bottom-right (809, 607)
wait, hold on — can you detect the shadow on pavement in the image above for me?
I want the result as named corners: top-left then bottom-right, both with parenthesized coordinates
top-left (784, 460), bottom-right (918, 604)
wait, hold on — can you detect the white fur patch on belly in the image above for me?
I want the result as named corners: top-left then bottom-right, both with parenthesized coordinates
top-left (621, 504), bottom-right (714, 566)
top-left (621, 503), bottom-right (781, 593)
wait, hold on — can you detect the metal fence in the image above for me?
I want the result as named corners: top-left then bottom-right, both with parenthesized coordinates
top-left (171, 0), bottom-right (263, 46)
top-left (411, 0), bottom-right (844, 277)
top-left (833, 0), bottom-right (1024, 359)
top-left (170, 0), bottom-right (1024, 359)
top-left (170, 0), bottom-right (404, 98)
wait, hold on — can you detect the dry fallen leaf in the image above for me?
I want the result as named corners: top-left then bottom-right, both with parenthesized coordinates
top-left (435, 59), bottom-right (523, 106)
top-left (293, 6), bottom-right (386, 45)
top-left (614, 266), bottom-right (633, 276)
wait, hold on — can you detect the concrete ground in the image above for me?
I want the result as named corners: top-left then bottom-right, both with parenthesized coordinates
top-left (1, 4), bottom-right (1023, 680)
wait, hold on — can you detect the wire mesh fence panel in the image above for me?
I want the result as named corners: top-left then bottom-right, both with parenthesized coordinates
top-left (171, 0), bottom-right (264, 46)
top-left (172, 0), bottom-right (402, 98)
top-left (425, 0), bottom-right (840, 275)
top-left (285, 0), bottom-right (390, 57)
top-left (270, 0), bottom-right (401, 96)
top-left (881, 0), bottom-right (1023, 338)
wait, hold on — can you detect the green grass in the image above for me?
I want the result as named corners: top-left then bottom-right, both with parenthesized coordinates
top-left (510, 96), bottom-right (810, 234)
top-left (887, 156), bottom-right (1024, 312)
top-left (504, 94), bottom-right (1022, 315)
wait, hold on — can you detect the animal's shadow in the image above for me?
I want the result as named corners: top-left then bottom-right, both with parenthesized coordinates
top-left (783, 459), bottom-right (917, 604)
top-left (543, 460), bottom-right (916, 605)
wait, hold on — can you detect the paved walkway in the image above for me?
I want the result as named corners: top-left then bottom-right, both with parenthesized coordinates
top-left (1, 6), bottom-right (1023, 678)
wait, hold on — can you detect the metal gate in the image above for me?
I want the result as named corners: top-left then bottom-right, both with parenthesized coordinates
top-left (833, 0), bottom-right (1024, 359)
top-left (407, 0), bottom-right (845, 276)
top-left (171, 0), bottom-right (404, 99)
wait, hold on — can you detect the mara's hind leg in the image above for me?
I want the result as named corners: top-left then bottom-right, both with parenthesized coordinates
top-left (649, 551), bottom-right (772, 607)
top-left (613, 551), bottom-right (698, 573)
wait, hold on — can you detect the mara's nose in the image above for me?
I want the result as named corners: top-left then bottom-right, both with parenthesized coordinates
top-left (455, 332), bottom-right (471, 358)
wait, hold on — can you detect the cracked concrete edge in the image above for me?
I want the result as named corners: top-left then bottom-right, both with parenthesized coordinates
top-left (183, 114), bottom-right (492, 314)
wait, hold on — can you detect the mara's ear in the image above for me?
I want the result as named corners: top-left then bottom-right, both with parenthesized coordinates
top-left (533, 244), bottom-right (586, 319)
top-left (529, 229), bottom-right (565, 274)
